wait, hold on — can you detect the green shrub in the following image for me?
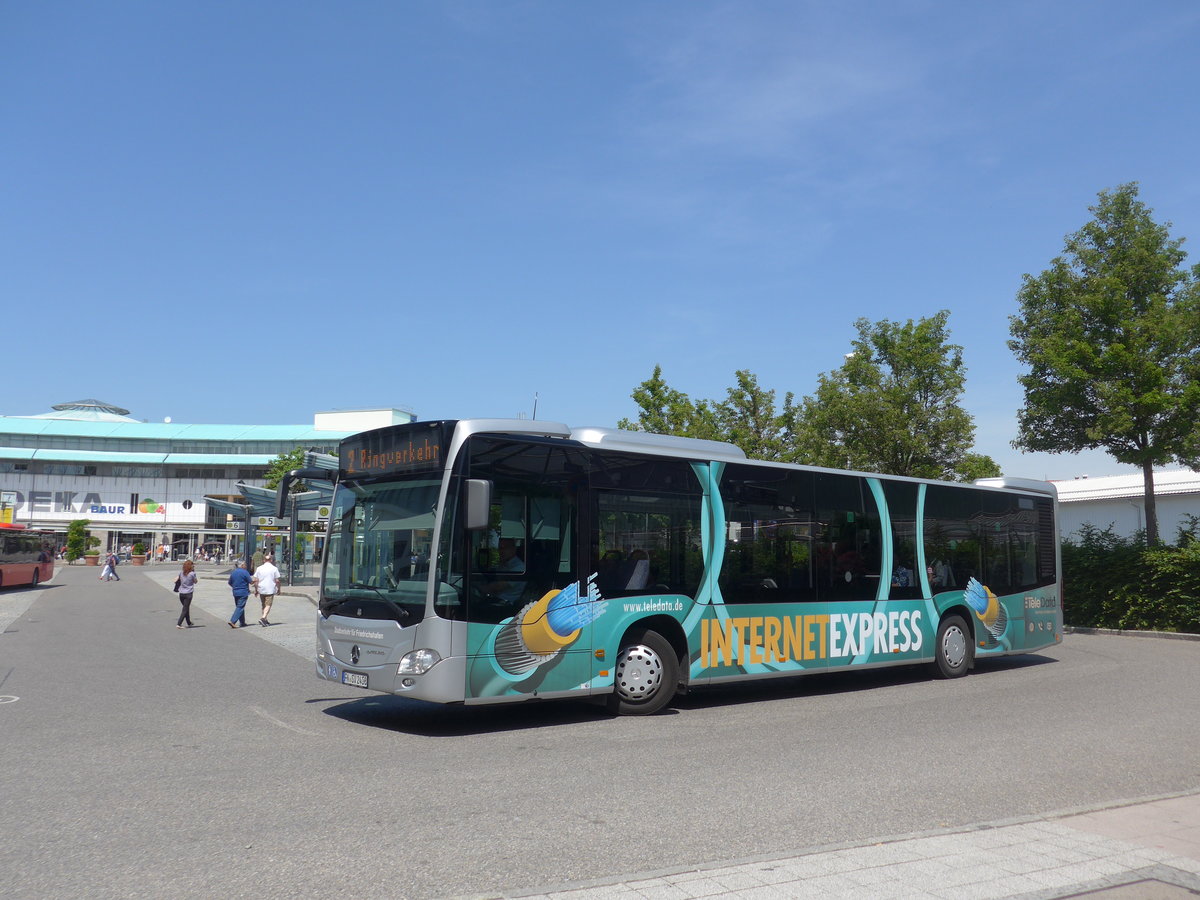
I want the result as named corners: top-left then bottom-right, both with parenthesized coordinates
top-left (65, 519), bottom-right (90, 563)
top-left (1063, 522), bottom-right (1200, 632)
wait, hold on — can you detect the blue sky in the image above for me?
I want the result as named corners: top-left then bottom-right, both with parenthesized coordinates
top-left (4, 1), bottom-right (1198, 481)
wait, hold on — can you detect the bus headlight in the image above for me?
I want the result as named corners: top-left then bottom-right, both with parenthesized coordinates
top-left (398, 649), bottom-right (441, 675)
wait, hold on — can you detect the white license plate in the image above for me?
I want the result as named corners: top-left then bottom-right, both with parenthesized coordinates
top-left (342, 671), bottom-right (368, 689)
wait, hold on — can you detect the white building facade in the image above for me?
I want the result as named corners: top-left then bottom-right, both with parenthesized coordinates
top-left (1053, 469), bottom-right (1200, 542)
top-left (0, 400), bottom-right (413, 557)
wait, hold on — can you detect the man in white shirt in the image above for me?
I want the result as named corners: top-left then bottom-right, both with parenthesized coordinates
top-left (252, 553), bottom-right (282, 627)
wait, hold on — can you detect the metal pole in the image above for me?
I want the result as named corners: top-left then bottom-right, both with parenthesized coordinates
top-left (288, 493), bottom-right (297, 587)
top-left (242, 507), bottom-right (254, 568)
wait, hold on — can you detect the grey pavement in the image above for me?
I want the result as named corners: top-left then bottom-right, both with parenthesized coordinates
top-left (10, 564), bottom-right (1200, 900)
top-left (138, 560), bottom-right (321, 660)
top-left (482, 792), bottom-right (1200, 900)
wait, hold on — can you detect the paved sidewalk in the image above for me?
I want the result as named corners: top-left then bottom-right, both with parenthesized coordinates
top-left (142, 564), bottom-right (320, 659)
top-left (485, 792), bottom-right (1200, 900)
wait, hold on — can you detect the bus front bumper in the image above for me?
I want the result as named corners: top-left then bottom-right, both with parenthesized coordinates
top-left (316, 651), bottom-right (468, 704)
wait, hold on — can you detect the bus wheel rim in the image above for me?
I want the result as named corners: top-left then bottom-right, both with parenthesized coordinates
top-left (942, 625), bottom-right (967, 669)
top-left (615, 643), bottom-right (664, 702)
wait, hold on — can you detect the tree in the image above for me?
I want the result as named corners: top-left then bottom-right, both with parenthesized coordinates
top-left (711, 370), bottom-right (801, 462)
top-left (619, 366), bottom-right (801, 461)
top-left (618, 365), bottom-right (719, 441)
top-left (65, 519), bottom-right (90, 563)
top-left (955, 452), bottom-right (1002, 483)
top-left (797, 311), bottom-right (994, 480)
top-left (1009, 183), bottom-right (1200, 545)
top-left (265, 448), bottom-right (308, 492)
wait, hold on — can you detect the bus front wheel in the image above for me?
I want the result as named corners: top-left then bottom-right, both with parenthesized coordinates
top-left (933, 614), bottom-right (972, 679)
top-left (608, 629), bottom-right (678, 716)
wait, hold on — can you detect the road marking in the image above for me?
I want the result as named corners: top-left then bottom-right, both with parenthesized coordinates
top-left (250, 705), bottom-right (319, 736)
top-left (0, 695), bottom-right (19, 704)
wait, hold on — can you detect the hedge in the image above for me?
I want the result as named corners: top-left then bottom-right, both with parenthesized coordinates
top-left (1062, 519), bottom-right (1200, 634)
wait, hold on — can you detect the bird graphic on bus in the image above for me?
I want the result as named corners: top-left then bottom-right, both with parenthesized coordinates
top-left (964, 577), bottom-right (1008, 646)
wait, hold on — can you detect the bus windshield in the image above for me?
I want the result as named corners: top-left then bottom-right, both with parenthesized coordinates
top-left (322, 475), bottom-right (442, 621)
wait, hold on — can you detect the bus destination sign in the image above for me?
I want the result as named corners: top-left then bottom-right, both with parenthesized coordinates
top-left (341, 422), bottom-right (456, 477)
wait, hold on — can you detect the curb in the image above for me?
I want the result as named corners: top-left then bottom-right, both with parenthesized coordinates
top-left (1065, 625), bottom-right (1200, 641)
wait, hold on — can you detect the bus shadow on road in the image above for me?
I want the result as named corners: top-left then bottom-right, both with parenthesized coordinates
top-left (312, 694), bottom-right (613, 736)
top-left (309, 655), bottom-right (1056, 735)
top-left (674, 653), bottom-right (1059, 712)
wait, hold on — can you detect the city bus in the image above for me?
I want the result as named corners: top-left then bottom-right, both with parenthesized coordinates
top-left (278, 419), bottom-right (1062, 715)
top-left (0, 523), bottom-right (56, 589)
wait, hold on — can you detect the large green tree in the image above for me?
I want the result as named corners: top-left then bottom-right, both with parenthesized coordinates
top-left (264, 447), bottom-right (308, 491)
top-left (620, 312), bottom-right (996, 480)
top-left (711, 370), bottom-right (800, 462)
top-left (618, 365), bottom-right (718, 440)
top-left (619, 366), bottom-right (799, 461)
top-left (1009, 183), bottom-right (1200, 545)
top-left (797, 311), bottom-right (997, 481)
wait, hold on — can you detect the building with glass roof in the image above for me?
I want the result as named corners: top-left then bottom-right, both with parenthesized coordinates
top-left (0, 399), bottom-right (414, 559)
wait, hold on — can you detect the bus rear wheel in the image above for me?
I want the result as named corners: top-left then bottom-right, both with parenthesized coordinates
top-left (608, 629), bottom-right (678, 716)
top-left (30, 570), bottom-right (39, 587)
top-left (933, 614), bottom-right (972, 678)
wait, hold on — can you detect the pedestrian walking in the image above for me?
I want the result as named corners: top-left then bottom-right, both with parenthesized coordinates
top-left (175, 559), bottom-right (198, 628)
top-left (99, 551), bottom-right (121, 582)
top-left (252, 553), bottom-right (281, 626)
top-left (227, 561), bottom-right (252, 628)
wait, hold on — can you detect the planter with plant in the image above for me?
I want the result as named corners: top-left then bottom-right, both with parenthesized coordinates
top-left (66, 519), bottom-right (91, 564)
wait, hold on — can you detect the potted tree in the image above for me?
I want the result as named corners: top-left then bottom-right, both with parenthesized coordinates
top-left (131, 542), bottom-right (147, 566)
top-left (66, 519), bottom-right (90, 565)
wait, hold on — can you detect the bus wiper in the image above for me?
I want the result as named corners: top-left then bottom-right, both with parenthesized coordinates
top-left (348, 582), bottom-right (411, 620)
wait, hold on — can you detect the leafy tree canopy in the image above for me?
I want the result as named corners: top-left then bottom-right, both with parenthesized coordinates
top-left (1009, 182), bottom-right (1200, 543)
top-left (621, 310), bottom-right (996, 481)
top-left (798, 311), bottom-right (992, 481)
top-left (264, 448), bottom-right (308, 492)
top-left (65, 519), bottom-right (90, 562)
top-left (620, 366), bottom-right (799, 462)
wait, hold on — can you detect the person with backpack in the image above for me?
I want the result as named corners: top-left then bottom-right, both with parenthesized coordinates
top-left (99, 551), bottom-right (121, 582)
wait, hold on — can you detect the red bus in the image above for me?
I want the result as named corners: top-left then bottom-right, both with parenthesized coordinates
top-left (0, 523), bottom-right (56, 589)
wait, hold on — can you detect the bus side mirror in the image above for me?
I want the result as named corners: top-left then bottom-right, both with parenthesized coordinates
top-left (464, 479), bottom-right (492, 531)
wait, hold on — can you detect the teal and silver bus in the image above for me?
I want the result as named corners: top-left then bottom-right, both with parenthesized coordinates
top-left (280, 419), bottom-right (1061, 715)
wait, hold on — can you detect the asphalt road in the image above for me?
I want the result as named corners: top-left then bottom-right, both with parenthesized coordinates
top-left (1, 564), bottom-right (1197, 899)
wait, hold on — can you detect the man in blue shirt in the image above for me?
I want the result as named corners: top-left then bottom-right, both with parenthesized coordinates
top-left (228, 561), bottom-right (253, 628)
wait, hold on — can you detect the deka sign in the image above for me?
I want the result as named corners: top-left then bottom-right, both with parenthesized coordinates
top-left (3, 489), bottom-right (170, 518)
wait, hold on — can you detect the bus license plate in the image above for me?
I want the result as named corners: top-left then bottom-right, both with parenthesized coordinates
top-left (342, 671), bottom-right (368, 689)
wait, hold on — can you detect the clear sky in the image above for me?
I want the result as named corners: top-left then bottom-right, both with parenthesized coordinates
top-left (4, 1), bottom-right (1198, 481)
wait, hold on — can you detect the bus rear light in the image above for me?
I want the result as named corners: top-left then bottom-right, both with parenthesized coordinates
top-left (398, 648), bottom-right (441, 675)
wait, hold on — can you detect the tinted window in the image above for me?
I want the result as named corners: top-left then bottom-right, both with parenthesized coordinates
top-left (456, 437), bottom-right (584, 624)
top-left (814, 473), bottom-right (882, 600)
top-left (594, 491), bottom-right (703, 599)
top-left (883, 481), bottom-right (922, 600)
top-left (718, 465), bottom-right (815, 604)
top-left (924, 486), bottom-right (1055, 595)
